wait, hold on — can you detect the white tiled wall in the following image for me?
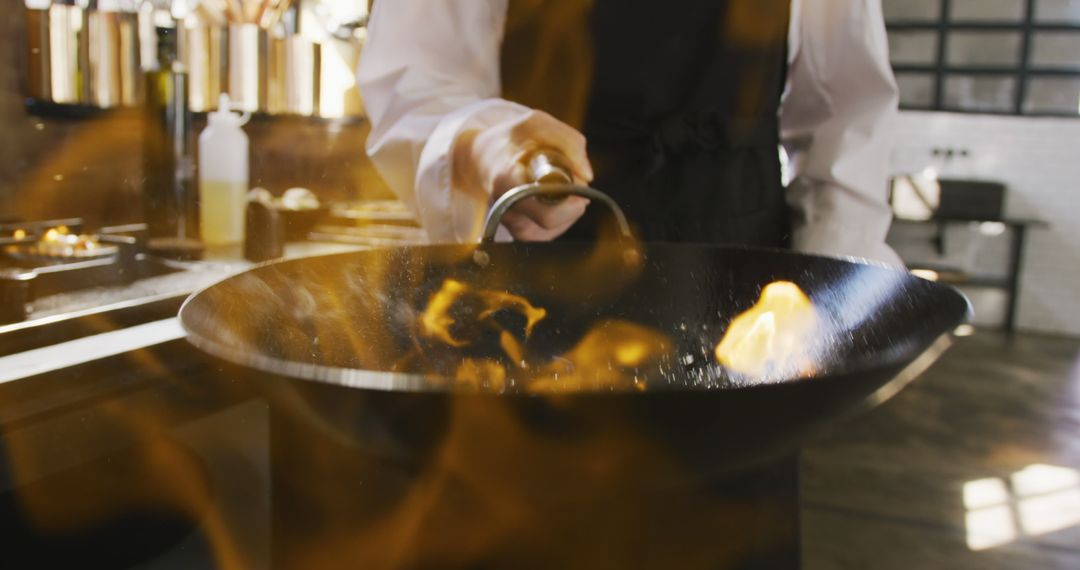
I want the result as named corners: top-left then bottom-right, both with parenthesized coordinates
top-left (888, 111), bottom-right (1080, 337)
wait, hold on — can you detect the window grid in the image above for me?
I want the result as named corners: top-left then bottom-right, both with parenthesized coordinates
top-left (886, 0), bottom-right (1080, 116)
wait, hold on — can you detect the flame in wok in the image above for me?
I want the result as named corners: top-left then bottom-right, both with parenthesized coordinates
top-left (419, 279), bottom-right (547, 348)
top-left (418, 280), bottom-right (671, 393)
top-left (526, 320), bottom-right (670, 394)
top-left (714, 281), bottom-right (818, 378)
top-left (420, 279), bottom-right (819, 392)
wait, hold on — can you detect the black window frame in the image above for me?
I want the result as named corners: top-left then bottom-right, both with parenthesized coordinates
top-left (886, 0), bottom-right (1080, 117)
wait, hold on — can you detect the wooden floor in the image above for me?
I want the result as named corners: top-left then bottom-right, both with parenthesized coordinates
top-left (802, 331), bottom-right (1080, 569)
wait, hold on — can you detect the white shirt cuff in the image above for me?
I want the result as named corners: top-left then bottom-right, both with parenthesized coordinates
top-left (415, 98), bottom-right (531, 244)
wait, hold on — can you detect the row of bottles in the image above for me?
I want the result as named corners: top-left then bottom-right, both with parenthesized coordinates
top-left (143, 11), bottom-right (247, 248)
top-left (23, 3), bottom-right (364, 119)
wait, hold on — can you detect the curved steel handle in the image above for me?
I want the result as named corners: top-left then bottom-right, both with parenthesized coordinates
top-left (479, 182), bottom-right (634, 245)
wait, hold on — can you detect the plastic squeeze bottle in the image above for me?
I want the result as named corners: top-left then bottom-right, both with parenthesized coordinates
top-left (198, 93), bottom-right (250, 245)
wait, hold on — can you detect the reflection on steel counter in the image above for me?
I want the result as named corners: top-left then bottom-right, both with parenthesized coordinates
top-left (0, 339), bottom-right (271, 568)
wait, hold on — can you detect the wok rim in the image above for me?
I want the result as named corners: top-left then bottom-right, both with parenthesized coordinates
top-left (178, 243), bottom-right (973, 397)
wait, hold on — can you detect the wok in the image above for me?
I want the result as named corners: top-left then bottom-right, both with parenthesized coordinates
top-left (178, 164), bottom-right (970, 566)
top-left (179, 156), bottom-right (970, 476)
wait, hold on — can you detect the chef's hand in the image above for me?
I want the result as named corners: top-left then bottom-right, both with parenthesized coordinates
top-left (454, 110), bottom-right (593, 241)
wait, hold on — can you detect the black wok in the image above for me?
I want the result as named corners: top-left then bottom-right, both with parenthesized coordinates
top-left (178, 163), bottom-right (970, 567)
top-left (179, 167), bottom-right (969, 468)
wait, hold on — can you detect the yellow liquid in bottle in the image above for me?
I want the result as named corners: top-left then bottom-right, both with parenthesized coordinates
top-left (199, 180), bottom-right (246, 245)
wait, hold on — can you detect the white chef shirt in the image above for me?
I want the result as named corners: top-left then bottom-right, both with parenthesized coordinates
top-left (358, 0), bottom-right (902, 265)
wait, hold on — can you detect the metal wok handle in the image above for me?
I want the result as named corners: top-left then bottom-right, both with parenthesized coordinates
top-left (480, 183), bottom-right (635, 244)
top-left (479, 151), bottom-right (634, 245)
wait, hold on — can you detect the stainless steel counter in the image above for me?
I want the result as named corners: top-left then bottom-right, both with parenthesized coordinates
top-left (0, 240), bottom-right (370, 376)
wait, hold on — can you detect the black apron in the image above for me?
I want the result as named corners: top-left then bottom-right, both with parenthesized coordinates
top-left (500, 5), bottom-right (801, 568)
top-left (502, 0), bottom-right (791, 247)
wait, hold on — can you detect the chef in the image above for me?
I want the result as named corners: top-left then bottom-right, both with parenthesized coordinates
top-left (357, 0), bottom-right (901, 264)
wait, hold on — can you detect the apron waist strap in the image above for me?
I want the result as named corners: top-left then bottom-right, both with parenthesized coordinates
top-left (585, 112), bottom-right (779, 172)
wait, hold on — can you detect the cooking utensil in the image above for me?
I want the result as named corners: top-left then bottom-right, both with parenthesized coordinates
top-left (267, 33), bottom-right (317, 115)
top-left (46, 5), bottom-right (85, 104)
top-left (258, 0), bottom-right (290, 29)
top-left (227, 23), bottom-right (265, 112)
top-left (181, 18), bottom-right (226, 112)
top-left (180, 151), bottom-right (970, 473)
top-left (116, 11), bottom-right (141, 106)
top-left (180, 151), bottom-right (968, 565)
top-left (315, 36), bottom-right (363, 118)
top-left (86, 10), bottom-right (123, 107)
top-left (193, 3), bottom-right (227, 27)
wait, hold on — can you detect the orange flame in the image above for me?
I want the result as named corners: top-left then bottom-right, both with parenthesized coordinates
top-left (455, 359), bottom-right (508, 392)
top-left (420, 279), bottom-right (471, 347)
top-left (476, 291), bottom-right (547, 338)
top-left (419, 279), bottom-right (548, 348)
top-left (419, 279), bottom-right (671, 393)
top-left (715, 281), bottom-right (818, 378)
top-left (499, 330), bottom-right (527, 367)
top-left (527, 320), bottom-right (670, 394)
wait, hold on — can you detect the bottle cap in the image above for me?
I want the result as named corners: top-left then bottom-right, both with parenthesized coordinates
top-left (208, 94), bottom-right (251, 127)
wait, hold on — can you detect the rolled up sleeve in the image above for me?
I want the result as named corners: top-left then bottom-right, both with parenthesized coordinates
top-left (780, 0), bottom-right (903, 266)
top-left (357, 0), bottom-right (526, 243)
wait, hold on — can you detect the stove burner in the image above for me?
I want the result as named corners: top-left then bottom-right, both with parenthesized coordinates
top-left (0, 219), bottom-right (167, 324)
top-left (3, 231), bottom-right (118, 262)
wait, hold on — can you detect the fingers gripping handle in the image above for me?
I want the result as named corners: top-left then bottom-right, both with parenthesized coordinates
top-left (527, 151), bottom-right (574, 205)
top-left (479, 183), bottom-right (634, 245)
top-left (474, 149), bottom-right (636, 269)
top-left (527, 152), bottom-right (574, 186)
